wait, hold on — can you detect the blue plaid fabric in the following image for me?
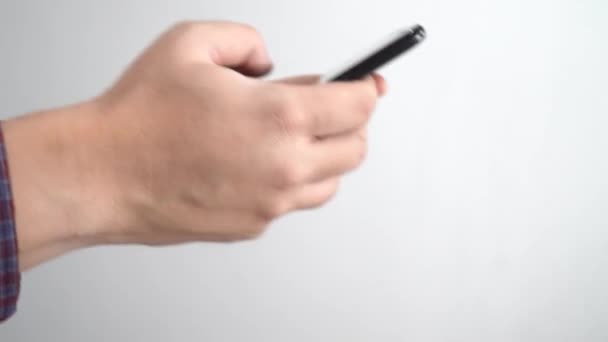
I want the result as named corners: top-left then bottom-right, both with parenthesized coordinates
top-left (0, 122), bottom-right (19, 322)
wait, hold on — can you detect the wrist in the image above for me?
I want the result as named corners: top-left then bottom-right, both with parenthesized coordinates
top-left (3, 100), bottom-right (122, 269)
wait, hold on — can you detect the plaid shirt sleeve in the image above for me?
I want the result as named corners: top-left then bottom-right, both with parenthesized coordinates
top-left (0, 122), bottom-right (20, 323)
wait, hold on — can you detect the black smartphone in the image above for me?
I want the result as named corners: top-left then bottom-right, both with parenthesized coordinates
top-left (321, 24), bottom-right (426, 83)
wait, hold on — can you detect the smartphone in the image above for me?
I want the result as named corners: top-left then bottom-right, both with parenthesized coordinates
top-left (320, 24), bottom-right (426, 83)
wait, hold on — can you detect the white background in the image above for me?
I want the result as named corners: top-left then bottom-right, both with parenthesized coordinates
top-left (1, 0), bottom-right (608, 341)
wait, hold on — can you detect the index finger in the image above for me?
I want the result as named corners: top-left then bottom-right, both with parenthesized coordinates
top-left (290, 76), bottom-right (380, 136)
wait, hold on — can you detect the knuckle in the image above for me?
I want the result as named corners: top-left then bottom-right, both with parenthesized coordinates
top-left (308, 198), bottom-right (328, 210)
top-left (352, 138), bottom-right (368, 166)
top-left (236, 22), bottom-right (261, 37)
top-left (268, 88), bottom-right (306, 132)
top-left (335, 87), bottom-right (353, 104)
top-left (308, 180), bottom-right (341, 209)
top-left (320, 182), bottom-right (341, 206)
top-left (324, 182), bottom-right (341, 203)
top-left (335, 86), bottom-right (376, 124)
top-left (172, 20), bottom-right (198, 34)
top-left (272, 159), bottom-right (305, 189)
top-left (167, 22), bottom-right (207, 64)
top-left (282, 108), bottom-right (307, 132)
top-left (358, 128), bottom-right (369, 142)
top-left (359, 142), bottom-right (369, 163)
top-left (258, 197), bottom-right (291, 221)
top-left (359, 90), bottom-right (377, 116)
top-left (238, 222), bottom-right (268, 241)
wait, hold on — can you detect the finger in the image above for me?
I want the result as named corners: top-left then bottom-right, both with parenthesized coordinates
top-left (272, 73), bottom-right (388, 97)
top-left (371, 73), bottom-right (388, 97)
top-left (277, 73), bottom-right (385, 94)
top-left (185, 21), bottom-right (273, 77)
top-left (315, 108), bottom-right (370, 142)
top-left (275, 73), bottom-right (386, 94)
top-left (274, 74), bottom-right (320, 85)
top-left (356, 125), bottom-right (369, 143)
top-left (304, 128), bottom-right (368, 182)
top-left (292, 76), bottom-right (379, 136)
top-left (291, 177), bottom-right (341, 210)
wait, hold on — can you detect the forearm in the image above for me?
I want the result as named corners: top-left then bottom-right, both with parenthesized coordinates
top-left (2, 102), bottom-right (114, 270)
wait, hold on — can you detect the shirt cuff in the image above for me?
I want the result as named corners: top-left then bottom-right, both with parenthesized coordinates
top-left (0, 122), bottom-right (20, 323)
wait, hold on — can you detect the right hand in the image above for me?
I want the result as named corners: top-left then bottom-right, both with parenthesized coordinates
top-left (32, 21), bottom-right (386, 247)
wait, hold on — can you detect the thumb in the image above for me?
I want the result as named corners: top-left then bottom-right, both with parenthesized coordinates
top-left (191, 21), bottom-right (274, 77)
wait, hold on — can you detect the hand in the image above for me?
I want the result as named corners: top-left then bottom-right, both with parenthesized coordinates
top-left (3, 21), bottom-right (386, 268)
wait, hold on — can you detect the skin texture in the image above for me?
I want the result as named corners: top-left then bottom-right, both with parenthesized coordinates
top-left (2, 21), bottom-right (387, 271)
